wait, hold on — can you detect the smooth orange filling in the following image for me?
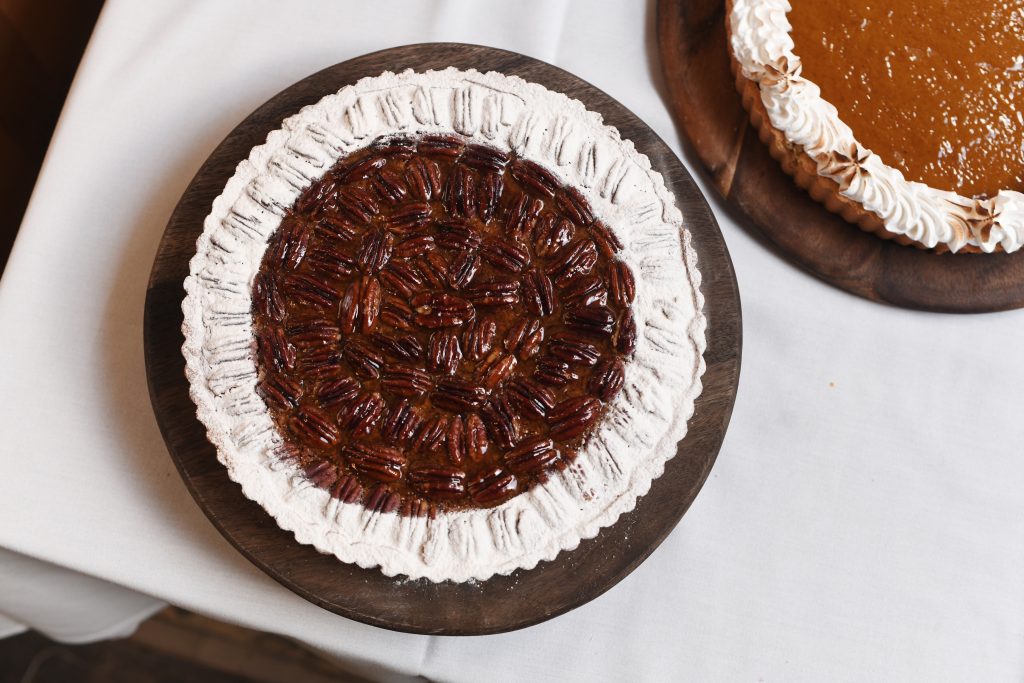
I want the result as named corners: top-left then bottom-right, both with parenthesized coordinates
top-left (789, 0), bottom-right (1024, 197)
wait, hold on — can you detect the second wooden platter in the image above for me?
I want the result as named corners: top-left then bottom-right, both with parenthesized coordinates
top-left (657, 0), bottom-right (1024, 313)
top-left (144, 43), bottom-right (741, 634)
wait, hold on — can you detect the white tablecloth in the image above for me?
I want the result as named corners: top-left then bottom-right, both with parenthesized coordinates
top-left (2, 0), bottom-right (1023, 680)
top-left (0, 548), bottom-right (163, 642)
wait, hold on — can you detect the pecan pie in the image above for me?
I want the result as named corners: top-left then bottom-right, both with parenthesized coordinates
top-left (183, 69), bottom-right (706, 581)
top-left (728, 0), bottom-right (1024, 253)
top-left (252, 135), bottom-right (637, 514)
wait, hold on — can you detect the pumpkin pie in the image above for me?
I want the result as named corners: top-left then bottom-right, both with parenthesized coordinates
top-left (728, 0), bottom-right (1024, 252)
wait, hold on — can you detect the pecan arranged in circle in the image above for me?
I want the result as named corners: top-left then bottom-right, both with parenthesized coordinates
top-left (251, 134), bottom-right (637, 513)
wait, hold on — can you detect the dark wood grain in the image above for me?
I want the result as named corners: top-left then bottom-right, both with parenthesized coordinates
top-left (0, 608), bottom-right (356, 683)
top-left (144, 43), bottom-right (741, 635)
top-left (657, 0), bottom-right (1024, 313)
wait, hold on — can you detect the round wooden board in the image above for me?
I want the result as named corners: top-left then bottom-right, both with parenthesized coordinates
top-left (657, 0), bottom-right (1024, 313)
top-left (144, 43), bottom-right (741, 635)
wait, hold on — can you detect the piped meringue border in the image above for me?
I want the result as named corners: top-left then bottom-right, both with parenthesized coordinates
top-left (181, 68), bottom-right (706, 582)
top-left (728, 0), bottom-right (1024, 253)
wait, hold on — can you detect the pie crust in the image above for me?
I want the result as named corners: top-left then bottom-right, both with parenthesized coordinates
top-left (181, 68), bottom-right (706, 582)
top-left (727, 0), bottom-right (1024, 253)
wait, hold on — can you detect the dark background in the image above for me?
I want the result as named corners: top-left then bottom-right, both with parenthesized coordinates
top-left (0, 0), bottom-right (103, 272)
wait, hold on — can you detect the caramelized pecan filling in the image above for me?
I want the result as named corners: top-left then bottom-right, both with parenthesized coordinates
top-left (251, 134), bottom-right (636, 514)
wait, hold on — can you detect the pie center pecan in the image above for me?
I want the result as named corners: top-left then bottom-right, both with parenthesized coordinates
top-left (251, 133), bottom-right (637, 515)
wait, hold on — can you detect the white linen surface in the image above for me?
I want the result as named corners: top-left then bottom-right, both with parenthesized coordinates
top-left (0, 548), bottom-right (163, 642)
top-left (0, 0), bottom-right (1022, 680)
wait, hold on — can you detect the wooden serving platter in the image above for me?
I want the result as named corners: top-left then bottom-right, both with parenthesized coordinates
top-left (143, 43), bottom-right (741, 635)
top-left (657, 0), bottom-right (1024, 313)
